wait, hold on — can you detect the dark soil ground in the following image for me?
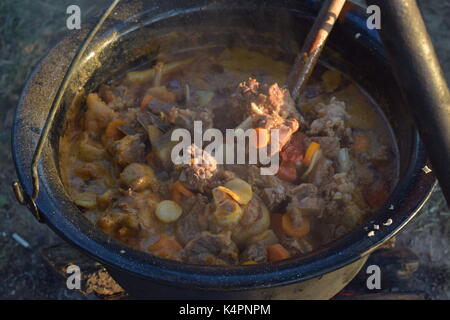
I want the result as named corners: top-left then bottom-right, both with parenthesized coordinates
top-left (0, 0), bottom-right (449, 299)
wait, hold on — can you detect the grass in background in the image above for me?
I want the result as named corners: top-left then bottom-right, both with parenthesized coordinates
top-left (0, 0), bottom-right (106, 124)
top-left (0, 0), bottom-right (107, 299)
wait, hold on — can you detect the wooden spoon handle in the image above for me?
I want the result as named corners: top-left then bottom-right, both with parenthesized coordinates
top-left (287, 0), bottom-right (346, 101)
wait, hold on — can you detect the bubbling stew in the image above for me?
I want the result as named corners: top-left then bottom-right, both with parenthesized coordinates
top-left (59, 47), bottom-right (399, 265)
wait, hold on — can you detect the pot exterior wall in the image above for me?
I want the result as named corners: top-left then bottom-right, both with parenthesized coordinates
top-left (106, 256), bottom-right (368, 299)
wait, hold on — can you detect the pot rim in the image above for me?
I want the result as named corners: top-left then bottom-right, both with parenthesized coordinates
top-left (12, 0), bottom-right (436, 291)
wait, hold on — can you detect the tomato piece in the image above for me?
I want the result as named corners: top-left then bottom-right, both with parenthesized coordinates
top-left (280, 133), bottom-right (305, 163)
top-left (277, 160), bottom-right (297, 182)
top-left (281, 144), bottom-right (304, 163)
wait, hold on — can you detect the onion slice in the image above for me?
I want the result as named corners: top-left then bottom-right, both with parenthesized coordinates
top-left (338, 148), bottom-right (351, 172)
top-left (300, 149), bottom-right (324, 180)
top-left (155, 200), bottom-right (182, 223)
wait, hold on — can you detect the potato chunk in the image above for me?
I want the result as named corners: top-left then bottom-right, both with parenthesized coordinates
top-left (120, 163), bottom-right (159, 192)
top-left (84, 93), bottom-right (116, 134)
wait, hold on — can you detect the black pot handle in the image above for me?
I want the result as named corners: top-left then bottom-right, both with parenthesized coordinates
top-left (366, 0), bottom-right (450, 206)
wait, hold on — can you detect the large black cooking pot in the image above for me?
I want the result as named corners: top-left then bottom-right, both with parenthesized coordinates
top-left (12, 0), bottom-right (436, 299)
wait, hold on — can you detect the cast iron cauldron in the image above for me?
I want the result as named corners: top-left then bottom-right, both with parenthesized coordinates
top-left (12, 0), bottom-right (436, 299)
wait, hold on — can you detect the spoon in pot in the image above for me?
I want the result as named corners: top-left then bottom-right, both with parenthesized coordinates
top-left (287, 0), bottom-right (347, 101)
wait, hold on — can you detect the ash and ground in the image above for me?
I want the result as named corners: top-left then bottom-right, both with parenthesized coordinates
top-left (0, 0), bottom-right (449, 299)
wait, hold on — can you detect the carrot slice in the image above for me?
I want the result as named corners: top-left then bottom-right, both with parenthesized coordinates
top-left (170, 181), bottom-right (194, 204)
top-left (148, 234), bottom-right (182, 258)
top-left (303, 142), bottom-right (320, 166)
top-left (173, 180), bottom-right (194, 197)
top-left (139, 95), bottom-right (153, 110)
top-left (281, 214), bottom-right (310, 238)
top-left (267, 244), bottom-right (291, 262)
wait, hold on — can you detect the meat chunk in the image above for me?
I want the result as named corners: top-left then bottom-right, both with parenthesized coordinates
top-left (322, 172), bottom-right (365, 230)
top-left (290, 183), bottom-right (319, 199)
top-left (268, 82), bottom-right (297, 117)
top-left (239, 195), bottom-right (263, 227)
top-left (183, 231), bottom-right (239, 265)
top-left (287, 184), bottom-right (325, 223)
top-left (176, 194), bottom-right (209, 245)
top-left (136, 110), bottom-right (171, 133)
top-left (323, 172), bottom-right (356, 204)
top-left (307, 158), bottom-right (335, 187)
top-left (234, 79), bottom-right (298, 119)
top-left (167, 107), bottom-right (214, 131)
top-left (229, 78), bottom-right (259, 124)
top-left (279, 234), bottom-right (314, 256)
top-left (231, 196), bottom-right (270, 246)
top-left (120, 163), bottom-right (159, 192)
top-left (310, 136), bottom-right (341, 159)
top-left (308, 98), bottom-right (350, 139)
top-left (177, 146), bottom-right (240, 195)
top-left (240, 243), bottom-right (267, 263)
top-left (147, 99), bottom-right (214, 132)
top-left (293, 197), bottom-right (324, 216)
top-left (84, 93), bottom-right (116, 134)
top-left (178, 144), bottom-right (218, 193)
top-left (231, 78), bottom-right (303, 128)
top-left (222, 164), bottom-right (251, 180)
top-left (228, 78), bottom-right (303, 157)
top-left (261, 186), bottom-right (288, 211)
top-left (205, 169), bottom-right (237, 191)
top-left (147, 98), bottom-right (173, 114)
top-left (111, 134), bottom-right (146, 166)
top-left (99, 84), bottom-right (138, 110)
top-left (245, 165), bottom-right (291, 211)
